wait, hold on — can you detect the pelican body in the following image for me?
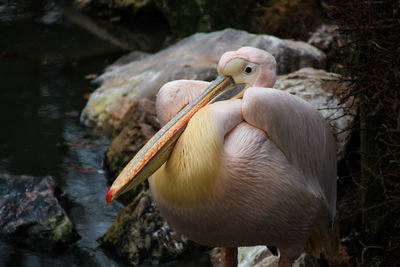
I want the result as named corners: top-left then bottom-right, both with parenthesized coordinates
top-left (107, 47), bottom-right (339, 266)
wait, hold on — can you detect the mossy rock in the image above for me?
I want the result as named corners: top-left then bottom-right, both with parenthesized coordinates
top-left (100, 190), bottom-right (198, 265)
top-left (0, 174), bottom-right (79, 250)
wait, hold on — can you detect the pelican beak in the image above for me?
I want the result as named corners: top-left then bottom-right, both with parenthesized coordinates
top-left (106, 76), bottom-right (248, 204)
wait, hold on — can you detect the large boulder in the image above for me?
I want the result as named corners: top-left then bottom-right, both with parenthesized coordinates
top-left (0, 174), bottom-right (79, 250)
top-left (81, 28), bottom-right (326, 132)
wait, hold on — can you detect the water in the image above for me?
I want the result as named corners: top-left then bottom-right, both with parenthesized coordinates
top-left (0, 1), bottom-right (134, 266)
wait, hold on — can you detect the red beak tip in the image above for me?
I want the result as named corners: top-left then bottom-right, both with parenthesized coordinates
top-left (106, 188), bottom-right (113, 205)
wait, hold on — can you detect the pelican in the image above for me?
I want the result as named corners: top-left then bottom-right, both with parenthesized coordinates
top-left (107, 47), bottom-right (339, 266)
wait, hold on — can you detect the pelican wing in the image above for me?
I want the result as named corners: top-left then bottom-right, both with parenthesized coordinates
top-left (242, 87), bottom-right (337, 221)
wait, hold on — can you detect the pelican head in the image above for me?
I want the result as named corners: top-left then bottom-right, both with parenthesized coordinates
top-left (218, 47), bottom-right (276, 88)
top-left (106, 47), bottom-right (276, 204)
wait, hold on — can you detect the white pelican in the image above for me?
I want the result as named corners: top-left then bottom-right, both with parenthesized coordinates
top-left (107, 47), bottom-right (339, 266)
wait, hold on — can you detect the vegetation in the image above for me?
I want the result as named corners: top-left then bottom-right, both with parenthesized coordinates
top-left (331, 1), bottom-right (400, 265)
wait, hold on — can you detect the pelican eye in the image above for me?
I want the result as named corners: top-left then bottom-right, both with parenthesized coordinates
top-left (244, 65), bottom-right (253, 74)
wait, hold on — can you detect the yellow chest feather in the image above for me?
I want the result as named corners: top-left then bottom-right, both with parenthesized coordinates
top-left (151, 107), bottom-right (222, 205)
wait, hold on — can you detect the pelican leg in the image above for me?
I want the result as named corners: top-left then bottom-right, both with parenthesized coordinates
top-left (328, 242), bottom-right (354, 266)
top-left (221, 247), bottom-right (238, 267)
top-left (278, 256), bottom-right (293, 267)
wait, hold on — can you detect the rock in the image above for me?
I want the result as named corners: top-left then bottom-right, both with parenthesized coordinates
top-left (210, 246), bottom-right (321, 267)
top-left (100, 190), bottom-right (195, 266)
top-left (105, 97), bottom-right (159, 191)
top-left (307, 24), bottom-right (343, 72)
top-left (105, 97), bottom-right (159, 174)
top-left (108, 51), bottom-right (150, 67)
top-left (308, 24), bottom-right (341, 52)
top-left (0, 174), bottom-right (79, 250)
top-left (81, 28), bottom-right (326, 132)
top-left (274, 67), bottom-right (356, 161)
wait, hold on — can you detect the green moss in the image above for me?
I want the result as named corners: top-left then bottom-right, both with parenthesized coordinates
top-left (51, 216), bottom-right (74, 242)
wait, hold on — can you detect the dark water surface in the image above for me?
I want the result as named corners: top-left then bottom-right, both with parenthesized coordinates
top-left (0, 1), bottom-right (130, 266)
